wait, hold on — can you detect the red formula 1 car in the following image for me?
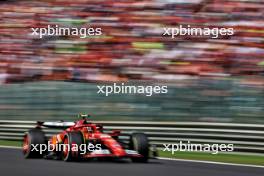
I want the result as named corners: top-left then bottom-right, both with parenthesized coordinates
top-left (23, 114), bottom-right (153, 162)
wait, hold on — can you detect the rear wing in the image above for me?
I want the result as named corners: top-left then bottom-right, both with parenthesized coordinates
top-left (37, 121), bottom-right (75, 128)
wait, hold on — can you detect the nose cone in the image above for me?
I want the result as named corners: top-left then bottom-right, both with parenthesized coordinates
top-left (102, 137), bottom-right (126, 156)
top-left (111, 145), bottom-right (126, 156)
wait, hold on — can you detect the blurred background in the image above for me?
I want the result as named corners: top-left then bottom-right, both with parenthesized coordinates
top-left (0, 0), bottom-right (263, 123)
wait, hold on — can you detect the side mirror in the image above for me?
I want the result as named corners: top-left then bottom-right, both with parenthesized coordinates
top-left (112, 130), bottom-right (121, 136)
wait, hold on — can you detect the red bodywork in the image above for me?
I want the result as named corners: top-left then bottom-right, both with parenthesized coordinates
top-left (47, 119), bottom-right (141, 159)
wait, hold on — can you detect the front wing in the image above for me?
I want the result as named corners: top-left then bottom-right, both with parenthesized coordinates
top-left (82, 149), bottom-right (142, 158)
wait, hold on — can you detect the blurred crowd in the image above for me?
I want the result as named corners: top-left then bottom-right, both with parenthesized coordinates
top-left (0, 0), bottom-right (264, 84)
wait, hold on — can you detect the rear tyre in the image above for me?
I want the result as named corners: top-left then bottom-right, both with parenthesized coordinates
top-left (129, 133), bottom-right (149, 163)
top-left (62, 131), bottom-right (84, 162)
top-left (23, 128), bottom-right (46, 158)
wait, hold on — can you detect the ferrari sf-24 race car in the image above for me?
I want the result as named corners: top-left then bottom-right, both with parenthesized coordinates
top-left (23, 114), bottom-right (156, 162)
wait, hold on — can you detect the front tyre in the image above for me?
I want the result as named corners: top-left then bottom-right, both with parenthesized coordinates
top-left (129, 133), bottom-right (149, 163)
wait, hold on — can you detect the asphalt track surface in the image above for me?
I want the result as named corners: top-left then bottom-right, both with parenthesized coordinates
top-left (0, 148), bottom-right (263, 176)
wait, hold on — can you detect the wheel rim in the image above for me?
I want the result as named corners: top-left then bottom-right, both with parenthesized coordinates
top-left (63, 137), bottom-right (69, 158)
top-left (22, 135), bottom-right (29, 155)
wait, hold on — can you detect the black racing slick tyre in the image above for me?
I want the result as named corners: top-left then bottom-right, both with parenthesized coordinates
top-left (23, 128), bottom-right (46, 158)
top-left (62, 131), bottom-right (84, 162)
top-left (129, 133), bottom-right (149, 163)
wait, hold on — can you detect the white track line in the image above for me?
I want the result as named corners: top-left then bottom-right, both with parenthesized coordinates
top-left (0, 145), bottom-right (20, 149)
top-left (158, 157), bottom-right (264, 168)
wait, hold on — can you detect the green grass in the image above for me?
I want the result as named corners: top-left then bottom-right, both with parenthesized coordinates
top-left (0, 140), bottom-right (21, 147)
top-left (159, 150), bottom-right (264, 166)
top-left (0, 140), bottom-right (263, 166)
